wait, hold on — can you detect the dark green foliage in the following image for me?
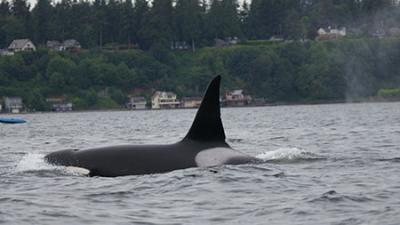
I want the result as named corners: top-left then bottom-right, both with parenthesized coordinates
top-left (0, 0), bottom-right (399, 48)
top-left (377, 88), bottom-right (400, 98)
top-left (1, 39), bottom-right (400, 110)
top-left (0, 0), bottom-right (400, 111)
top-left (32, 0), bottom-right (51, 44)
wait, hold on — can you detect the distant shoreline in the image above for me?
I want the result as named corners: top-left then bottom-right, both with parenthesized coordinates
top-left (1, 98), bottom-right (399, 115)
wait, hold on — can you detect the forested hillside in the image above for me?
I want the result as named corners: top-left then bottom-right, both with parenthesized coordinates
top-left (1, 38), bottom-right (400, 110)
top-left (1, 0), bottom-right (400, 110)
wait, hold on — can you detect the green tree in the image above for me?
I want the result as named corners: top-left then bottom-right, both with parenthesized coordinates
top-left (175, 0), bottom-right (203, 52)
top-left (92, 0), bottom-right (106, 48)
top-left (2, 15), bottom-right (26, 44)
top-left (133, 0), bottom-right (149, 47)
top-left (25, 88), bottom-right (48, 111)
top-left (207, 0), bottom-right (241, 39)
top-left (0, 0), bottom-right (10, 47)
top-left (121, 0), bottom-right (135, 46)
top-left (11, 0), bottom-right (30, 37)
top-left (139, 0), bottom-right (174, 50)
top-left (32, 0), bottom-right (52, 44)
top-left (52, 0), bottom-right (72, 42)
top-left (104, 0), bottom-right (122, 44)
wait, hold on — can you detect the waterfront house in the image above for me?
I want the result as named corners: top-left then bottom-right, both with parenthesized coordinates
top-left (151, 91), bottom-right (180, 109)
top-left (3, 97), bottom-right (23, 113)
top-left (181, 97), bottom-right (202, 108)
top-left (126, 96), bottom-right (147, 110)
top-left (50, 103), bottom-right (73, 112)
top-left (224, 89), bottom-right (252, 107)
top-left (215, 37), bottom-right (239, 47)
top-left (62, 39), bottom-right (81, 51)
top-left (253, 98), bottom-right (266, 106)
top-left (46, 40), bottom-right (63, 51)
top-left (46, 96), bottom-right (73, 112)
top-left (0, 49), bottom-right (14, 56)
top-left (171, 41), bottom-right (190, 50)
top-left (317, 27), bottom-right (346, 40)
top-left (8, 39), bottom-right (36, 52)
top-left (46, 39), bottom-right (81, 51)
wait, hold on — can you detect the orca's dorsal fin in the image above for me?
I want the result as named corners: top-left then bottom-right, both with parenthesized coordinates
top-left (183, 75), bottom-right (226, 142)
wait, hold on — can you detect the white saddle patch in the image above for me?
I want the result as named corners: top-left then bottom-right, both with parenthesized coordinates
top-left (195, 147), bottom-right (246, 167)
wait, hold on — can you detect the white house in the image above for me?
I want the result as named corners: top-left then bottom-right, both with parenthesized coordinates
top-left (46, 96), bottom-right (73, 112)
top-left (46, 39), bottom-right (82, 51)
top-left (151, 91), bottom-right (180, 109)
top-left (317, 27), bottom-right (346, 40)
top-left (126, 96), bottom-right (147, 110)
top-left (46, 40), bottom-right (63, 51)
top-left (180, 97), bottom-right (202, 108)
top-left (224, 89), bottom-right (252, 107)
top-left (0, 49), bottom-right (14, 56)
top-left (3, 97), bottom-right (23, 113)
top-left (8, 39), bottom-right (36, 52)
top-left (62, 39), bottom-right (81, 51)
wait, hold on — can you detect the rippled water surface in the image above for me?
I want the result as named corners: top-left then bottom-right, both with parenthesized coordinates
top-left (1, 102), bottom-right (400, 225)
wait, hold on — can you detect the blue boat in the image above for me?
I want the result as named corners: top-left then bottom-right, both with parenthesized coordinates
top-left (0, 118), bottom-right (26, 124)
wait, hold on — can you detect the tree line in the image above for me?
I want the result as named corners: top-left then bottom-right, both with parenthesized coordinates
top-left (0, 0), bottom-right (399, 49)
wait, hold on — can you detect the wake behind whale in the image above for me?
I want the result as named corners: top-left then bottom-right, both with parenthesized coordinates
top-left (45, 76), bottom-right (258, 177)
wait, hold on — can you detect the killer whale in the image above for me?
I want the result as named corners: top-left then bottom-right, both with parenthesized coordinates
top-left (45, 76), bottom-right (257, 177)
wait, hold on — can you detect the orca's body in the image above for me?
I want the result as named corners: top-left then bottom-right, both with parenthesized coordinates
top-left (45, 76), bottom-right (257, 177)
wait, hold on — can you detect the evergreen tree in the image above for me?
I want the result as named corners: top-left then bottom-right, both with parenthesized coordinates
top-left (0, 0), bottom-right (11, 47)
top-left (247, 0), bottom-right (281, 39)
top-left (104, 0), bottom-right (122, 44)
top-left (139, 0), bottom-right (174, 50)
top-left (221, 0), bottom-right (241, 37)
top-left (207, 0), bottom-right (223, 39)
top-left (207, 0), bottom-right (241, 39)
top-left (11, 0), bottom-right (30, 18)
top-left (239, 0), bottom-right (250, 38)
top-left (32, 0), bottom-right (52, 44)
top-left (69, 0), bottom-right (92, 47)
top-left (121, 0), bottom-right (135, 47)
top-left (10, 0), bottom-right (30, 38)
top-left (0, 0), bottom-right (10, 16)
top-left (133, 0), bottom-right (149, 48)
top-left (92, 0), bottom-right (106, 48)
top-left (52, 0), bottom-right (72, 42)
top-left (175, 0), bottom-right (203, 51)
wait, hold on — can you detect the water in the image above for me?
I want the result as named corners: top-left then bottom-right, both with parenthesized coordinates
top-left (1, 102), bottom-right (400, 225)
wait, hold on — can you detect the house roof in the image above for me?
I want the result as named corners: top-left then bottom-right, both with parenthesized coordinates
top-left (63, 39), bottom-right (81, 48)
top-left (129, 96), bottom-right (146, 102)
top-left (181, 97), bottom-right (202, 101)
top-left (153, 91), bottom-right (176, 97)
top-left (47, 40), bottom-right (61, 48)
top-left (227, 90), bottom-right (244, 95)
top-left (8, 39), bottom-right (33, 49)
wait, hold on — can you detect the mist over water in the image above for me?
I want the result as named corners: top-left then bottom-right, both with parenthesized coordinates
top-left (1, 102), bottom-right (400, 224)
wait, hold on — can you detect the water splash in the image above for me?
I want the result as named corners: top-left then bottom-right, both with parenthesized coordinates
top-left (15, 153), bottom-right (55, 172)
top-left (256, 147), bottom-right (326, 163)
top-left (14, 153), bottom-right (88, 176)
